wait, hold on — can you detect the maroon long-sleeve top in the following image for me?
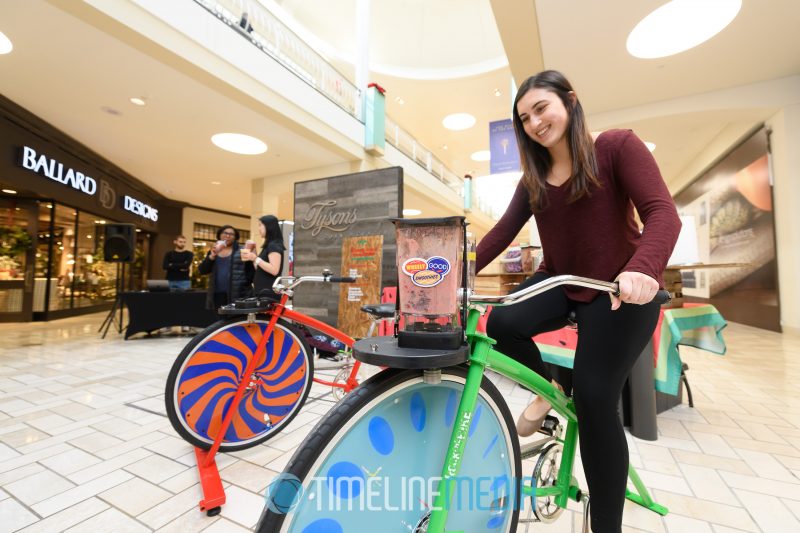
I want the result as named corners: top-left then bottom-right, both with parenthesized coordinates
top-left (476, 129), bottom-right (681, 302)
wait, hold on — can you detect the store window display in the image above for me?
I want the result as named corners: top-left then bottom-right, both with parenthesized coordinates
top-left (0, 198), bottom-right (32, 317)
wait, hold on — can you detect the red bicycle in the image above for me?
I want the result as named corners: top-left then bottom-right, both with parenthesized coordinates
top-left (164, 270), bottom-right (393, 453)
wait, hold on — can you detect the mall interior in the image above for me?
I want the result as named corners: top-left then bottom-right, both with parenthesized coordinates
top-left (1, 0), bottom-right (800, 531)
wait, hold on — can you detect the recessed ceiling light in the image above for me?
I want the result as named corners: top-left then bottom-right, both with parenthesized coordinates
top-left (441, 144), bottom-right (448, 150)
top-left (644, 141), bottom-right (656, 152)
top-left (101, 106), bottom-right (122, 116)
top-left (211, 181), bottom-right (221, 185)
top-left (211, 133), bottom-right (268, 155)
top-left (494, 88), bottom-right (502, 97)
top-left (627, 0), bottom-right (742, 59)
top-left (0, 31), bottom-right (12, 55)
top-left (2, 188), bottom-right (17, 194)
top-left (470, 150), bottom-right (491, 162)
top-left (442, 113), bottom-right (476, 131)
top-left (395, 96), bottom-right (405, 105)
top-left (402, 209), bottom-right (422, 216)
top-left (129, 97), bottom-right (147, 106)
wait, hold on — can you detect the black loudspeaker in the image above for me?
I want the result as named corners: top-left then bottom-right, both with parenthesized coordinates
top-left (103, 223), bottom-right (136, 262)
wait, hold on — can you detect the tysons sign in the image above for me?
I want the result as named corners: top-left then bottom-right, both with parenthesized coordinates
top-left (123, 195), bottom-right (159, 222)
top-left (300, 200), bottom-right (357, 236)
top-left (18, 146), bottom-right (97, 195)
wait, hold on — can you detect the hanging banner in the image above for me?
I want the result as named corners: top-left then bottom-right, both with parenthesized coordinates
top-left (489, 119), bottom-right (520, 174)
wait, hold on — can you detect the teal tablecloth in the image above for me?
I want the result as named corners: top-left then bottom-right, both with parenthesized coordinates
top-left (536, 304), bottom-right (727, 395)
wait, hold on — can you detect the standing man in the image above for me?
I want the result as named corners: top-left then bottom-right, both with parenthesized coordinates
top-left (163, 235), bottom-right (194, 291)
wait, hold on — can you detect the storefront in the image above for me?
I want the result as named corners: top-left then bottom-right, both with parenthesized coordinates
top-left (0, 96), bottom-right (182, 321)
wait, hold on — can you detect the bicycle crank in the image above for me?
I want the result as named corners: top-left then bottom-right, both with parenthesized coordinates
top-left (531, 442), bottom-right (564, 523)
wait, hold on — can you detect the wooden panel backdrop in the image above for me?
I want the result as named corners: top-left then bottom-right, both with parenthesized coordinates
top-left (337, 235), bottom-right (383, 337)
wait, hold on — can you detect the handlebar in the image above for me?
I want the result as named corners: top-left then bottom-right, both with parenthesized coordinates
top-left (330, 276), bottom-right (357, 283)
top-left (272, 270), bottom-right (358, 295)
top-left (464, 275), bottom-right (671, 306)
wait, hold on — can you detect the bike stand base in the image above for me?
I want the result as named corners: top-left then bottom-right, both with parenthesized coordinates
top-left (194, 447), bottom-right (226, 516)
top-left (625, 488), bottom-right (668, 516)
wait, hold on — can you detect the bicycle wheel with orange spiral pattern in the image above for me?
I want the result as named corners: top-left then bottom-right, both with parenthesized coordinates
top-left (165, 317), bottom-right (313, 451)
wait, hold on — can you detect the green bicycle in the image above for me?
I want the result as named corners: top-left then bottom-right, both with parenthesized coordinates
top-left (257, 274), bottom-right (670, 532)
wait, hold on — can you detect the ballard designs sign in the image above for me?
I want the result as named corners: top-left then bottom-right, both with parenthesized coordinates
top-left (17, 145), bottom-right (158, 222)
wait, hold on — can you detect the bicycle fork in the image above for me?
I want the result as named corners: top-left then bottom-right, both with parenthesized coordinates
top-left (427, 339), bottom-right (493, 533)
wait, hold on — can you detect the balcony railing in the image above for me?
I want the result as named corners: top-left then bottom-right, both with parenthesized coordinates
top-left (193, 0), bottom-right (360, 118)
top-left (384, 116), bottom-right (463, 197)
top-left (192, 0), bottom-right (493, 217)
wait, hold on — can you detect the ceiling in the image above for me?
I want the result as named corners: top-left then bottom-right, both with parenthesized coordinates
top-left (277, 0), bottom-right (800, 187)
top-left (1, 0), bottom-right (799, 224)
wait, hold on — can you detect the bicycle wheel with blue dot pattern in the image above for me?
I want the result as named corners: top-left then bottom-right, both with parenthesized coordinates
top-left (259, 367), bottom-right (521, 532)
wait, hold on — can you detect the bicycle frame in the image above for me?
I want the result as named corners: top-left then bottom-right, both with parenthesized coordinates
top-left (202, 291), bottom-right (361, 462)
top-left (426, 306), bottom-right (667, 532)
top-left (269, 293), bottom-right (361, 391)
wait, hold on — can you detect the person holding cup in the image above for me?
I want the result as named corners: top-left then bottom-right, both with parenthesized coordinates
top-left (198, 225), bottom-right (254, 311)
top-left (240, 215), bottom-right (284, 298)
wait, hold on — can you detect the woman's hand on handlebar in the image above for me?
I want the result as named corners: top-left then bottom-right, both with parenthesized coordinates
top-left (611, 271), bottom-right (659, 310)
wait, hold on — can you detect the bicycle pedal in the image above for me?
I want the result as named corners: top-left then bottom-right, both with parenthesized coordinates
top-left (538, 415), bottom-right (560, 437)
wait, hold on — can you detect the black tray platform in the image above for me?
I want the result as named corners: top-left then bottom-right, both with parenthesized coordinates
top-left (353, 336), bottom-right (470, 369)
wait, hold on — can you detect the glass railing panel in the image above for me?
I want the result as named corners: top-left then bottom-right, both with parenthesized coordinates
top-left (192, 0), bottom-right (494, 218)
top-left (384, 116), bottom-right (465, 198)
top-left (193, 0), bottom-right (360, 118)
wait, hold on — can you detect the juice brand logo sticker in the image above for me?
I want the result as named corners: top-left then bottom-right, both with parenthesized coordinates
top-left (426, 256), bottom-right (450, 276)
top-left (401, 258), bottom-right (427, 276)
top-left (412, 270), bottom-right (442, 286)
top-left (401, 257), bottom-right (451, 287)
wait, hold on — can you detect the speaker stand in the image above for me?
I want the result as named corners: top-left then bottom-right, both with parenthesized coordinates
top-left (100, 263), bottom-right (127, 339)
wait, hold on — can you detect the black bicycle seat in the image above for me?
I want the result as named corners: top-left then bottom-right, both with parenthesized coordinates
top-left (360, 303), bottom-right (395, 319)
top-left (218, 296), bottom-right (279, 315)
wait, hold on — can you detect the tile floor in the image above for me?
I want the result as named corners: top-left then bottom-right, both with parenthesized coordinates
top-left (1, 312), bottom-right (799, 532)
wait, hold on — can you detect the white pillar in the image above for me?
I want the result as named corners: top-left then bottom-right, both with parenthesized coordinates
top-left (768, 103), bottom-right (800, 333)
top-left (355, 0), bottom-right (370, 120)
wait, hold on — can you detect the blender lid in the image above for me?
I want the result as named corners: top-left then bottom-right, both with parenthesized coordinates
top-left (389, 216), bottom-right (466, 226)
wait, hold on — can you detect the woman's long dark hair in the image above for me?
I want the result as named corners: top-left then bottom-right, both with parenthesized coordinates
top-left (512, 70), bottom-right (600, 212)
top-left (259, 215), bottom-right (284, 251)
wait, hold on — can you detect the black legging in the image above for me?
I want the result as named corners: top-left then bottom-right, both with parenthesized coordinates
top-left (486, 272), bottom-right (660, 533)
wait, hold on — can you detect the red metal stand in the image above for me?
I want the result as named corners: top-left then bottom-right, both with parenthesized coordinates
top-left (195, 447), bottom-right (225, 515)
top-left (193, 309), bottom-right (283, 515)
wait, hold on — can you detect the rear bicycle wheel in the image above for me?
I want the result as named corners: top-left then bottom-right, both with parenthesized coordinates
top-left (258, 366), bottom-right (522, 532)
top-left (164, 316), bottom-right (313, 452)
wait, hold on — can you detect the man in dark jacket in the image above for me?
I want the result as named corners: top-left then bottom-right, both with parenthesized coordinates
top-left (197, 225), bottom-right (254, 312)
top-left (163, 235), bottom-right (193, 291)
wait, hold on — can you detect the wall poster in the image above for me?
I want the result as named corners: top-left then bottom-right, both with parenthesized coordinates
top-left (674, 127), bottom-right (779, 331)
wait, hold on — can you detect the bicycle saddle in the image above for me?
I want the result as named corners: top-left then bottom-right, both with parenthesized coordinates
top-left (360, 303), bottom-right (395, 318)
top-left (218, 296), bottom-right (279, 315)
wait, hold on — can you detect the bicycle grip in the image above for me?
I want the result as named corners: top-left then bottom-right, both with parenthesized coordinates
top-left (329, 276), bottom-right (357, 283)
top-left (652, 289), bottom-right (672, 305)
